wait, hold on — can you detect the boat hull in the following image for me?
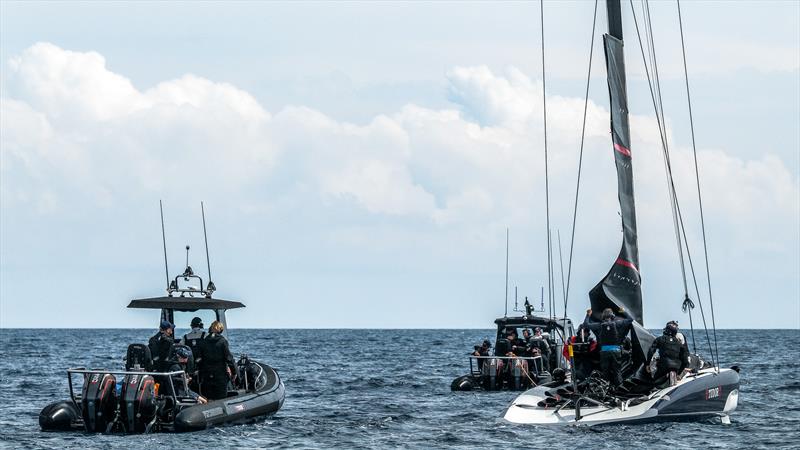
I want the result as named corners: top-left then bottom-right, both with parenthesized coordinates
top-left (502, 367), bottom-right (739, 426)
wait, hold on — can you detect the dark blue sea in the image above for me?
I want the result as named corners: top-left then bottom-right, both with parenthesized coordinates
top-left (0, 329), bottom-right (798, 449)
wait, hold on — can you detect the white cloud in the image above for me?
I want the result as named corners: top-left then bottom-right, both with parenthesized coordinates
top-left (1, 43), bottom-right (797, 327)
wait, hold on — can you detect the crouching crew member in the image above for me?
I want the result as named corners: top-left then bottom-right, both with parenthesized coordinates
top-left (197, 320), bottom-right (236, 400)
top-left (149, 320), bottom-right (176, 372)
top-left (646, 321), bottom-right (688, 385)
top-left (582, 308), bottom-right (633, 387)
top-left (168, 346), bottom-right (207, 404)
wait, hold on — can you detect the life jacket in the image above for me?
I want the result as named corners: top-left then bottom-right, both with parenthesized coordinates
top-left (183, 328), bottom-right (206, 360)
top-left (598, 320), bottom-right (620, 346)
top-left (657, 335), bottom-right (683, 370)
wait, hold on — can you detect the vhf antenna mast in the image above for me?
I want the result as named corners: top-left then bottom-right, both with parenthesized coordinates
top-left (201, 201), bottom-right (216, 295)
top-left (504, 228), bottom-right (509, 317)
top-left (159, 200), bottom-right (170, 292)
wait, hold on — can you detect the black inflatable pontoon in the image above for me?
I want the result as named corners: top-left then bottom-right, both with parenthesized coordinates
top-left (40, 214), bottom-right (285, 433)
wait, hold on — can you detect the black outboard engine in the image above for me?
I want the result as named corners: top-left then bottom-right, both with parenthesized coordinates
top-left (81, 372), bottom-right (118, 432)
top-left (126, 344), bottom-right (153, 371)
top-left (39, 400), bottom-right (81, 431)
top-left (120, 373), bottom-right (157, 433)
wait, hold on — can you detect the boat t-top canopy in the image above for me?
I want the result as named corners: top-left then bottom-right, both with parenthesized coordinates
top-left (128, 296), bottom-right (245, 311)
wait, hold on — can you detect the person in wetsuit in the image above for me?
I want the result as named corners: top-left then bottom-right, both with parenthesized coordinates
top-left (562, 325), bottom-right (598, 382)
top-left (167, 346), bottom-right (207, 404)
top-left (197, 320), bottom-right (236, 400)
top-left (583, 308), bottom-right (634, 387)
top-left (148, 320), bottom-right (176, 372)
top-left (646, 321), bottom-right (688, 385)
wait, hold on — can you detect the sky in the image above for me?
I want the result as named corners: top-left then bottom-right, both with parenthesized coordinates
top-left (0, 1), bottom-right (798, 329)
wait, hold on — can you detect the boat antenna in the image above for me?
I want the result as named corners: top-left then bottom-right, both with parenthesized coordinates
top-left (185, 245), bottom-right (190, 271)
top-left (159, 200), bottom-right (170, 292)
top-left (201, 201), bottom-right (215, 295)
top-left (514, 286), bottom-right (518, 312)
top-left (504, 228), bottom-right (509, 317)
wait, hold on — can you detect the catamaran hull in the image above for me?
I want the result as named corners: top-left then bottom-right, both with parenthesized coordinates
top-left (502, 367), bottom-right (739, 426)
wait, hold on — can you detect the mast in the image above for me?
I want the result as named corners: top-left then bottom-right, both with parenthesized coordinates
top-left (589, 0), bottom-right (654, 363)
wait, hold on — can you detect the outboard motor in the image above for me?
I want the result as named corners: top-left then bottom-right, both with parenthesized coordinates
top-left (39, 400), bottom-right (81, 431)
top-left (120, 373), bottom-right (157, 433)
top-left (81, 373), bottom-right (118, 432)
top-left (126, 344), bottom-right (153, 371)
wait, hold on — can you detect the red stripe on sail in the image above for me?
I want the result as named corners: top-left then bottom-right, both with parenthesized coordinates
top-left (614, 143), bottom-right (631, 157)
top-left (615, 257), bottom-right (639, 273)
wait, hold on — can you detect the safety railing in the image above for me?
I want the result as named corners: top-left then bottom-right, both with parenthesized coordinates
top-left (468, 355), bottom-right (546, 376)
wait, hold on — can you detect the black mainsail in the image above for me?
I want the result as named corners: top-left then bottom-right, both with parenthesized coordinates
top-left (589, 0), bottom-right (654, 363)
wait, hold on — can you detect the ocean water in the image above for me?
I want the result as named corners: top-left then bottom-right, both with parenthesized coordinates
top-left (0, 328), bottom-right (798, 449)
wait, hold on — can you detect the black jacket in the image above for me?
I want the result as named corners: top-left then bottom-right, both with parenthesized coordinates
top-left (198, 333), bottom-right (236, 377)
top-left (583, 314), bottom-right (634, 347)
top-left (148, 331), bottom-right (175, 372)
top-left (647, 334), bottom-right (688, 372)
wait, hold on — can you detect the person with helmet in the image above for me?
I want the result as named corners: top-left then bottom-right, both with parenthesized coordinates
top-left (646, 321), bottom-right (689, 385)
top-left (562, 325), bottom-right (598, 382)
top-left (182, 317), bottom-right (206, 365)
top-left (582, 308), bottom-right (634, 387)
top-left (167, 346), bottom-right (207, 404)
top-left (197, 320), bottom-right (236, 400)
top-left (148, 320), bottom-right (176, 372)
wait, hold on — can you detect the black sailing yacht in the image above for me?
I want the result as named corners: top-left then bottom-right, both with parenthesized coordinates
top-left (39, 203), bottom-right (285, 433)
top-left (502, 0), bottom-right (739, 425)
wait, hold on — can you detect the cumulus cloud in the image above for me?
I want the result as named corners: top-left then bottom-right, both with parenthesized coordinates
top-left (1, 43), bottom-right (797, 327)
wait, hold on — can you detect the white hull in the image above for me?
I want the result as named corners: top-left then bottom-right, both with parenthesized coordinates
top-left (502, 367), bottom-right (739, 426)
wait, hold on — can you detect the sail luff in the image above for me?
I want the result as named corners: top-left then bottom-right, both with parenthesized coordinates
top-left (588, 0), bottom-right (654, 365)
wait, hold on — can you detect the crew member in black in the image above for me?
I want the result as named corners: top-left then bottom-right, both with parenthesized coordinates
top-left (562, 325), bottom-right (598, 382)
top-left (148, 320), bottom-right (176, 372)
top-left (472, 340), bottom-right (491, 370)
top-left (583, 308), bottom-right (634, 387)
top-left (197, 320), bottom-right (236, 400)
top-left (646, 321), bottom-right (688, 385)
top-left (167, 346), bottom-right (207, 404)
top-left (528, 327), bottom-right (551, 372)
top-left (182, 317), bottom-right (206, 365)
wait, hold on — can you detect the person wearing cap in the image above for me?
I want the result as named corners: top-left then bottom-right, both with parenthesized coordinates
top-left (168, 346), bottom-right (207, 404)
top-left (182, 317), bottom-right (206, 364)
top-left (148, 320), bottom-right (176, 372)
top-left (197, 320), bottom-right (236, 400)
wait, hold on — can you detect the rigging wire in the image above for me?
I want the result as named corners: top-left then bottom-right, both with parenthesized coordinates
top-left (628, 0), bottom-right (717, 366)
top-left (677, 0), bottom-right (720, 369)
top-left (565, 0), bottom-right (599, 316)
top-left (539, 0), bottom-right (554, 322)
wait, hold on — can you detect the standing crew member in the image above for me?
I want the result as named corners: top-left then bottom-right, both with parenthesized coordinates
top-left (646, 321), bottom-right (688, 385)
top-left (182, 317), bottom-right (206, 363)
top-left (197, 320), bottom-right (236, 400)
top-left (562, 325), bottom-right (598, 382)
top-left (148, 320), bottom-right (176, 372)
top-left (582, 308), bottom-right (634, 387)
